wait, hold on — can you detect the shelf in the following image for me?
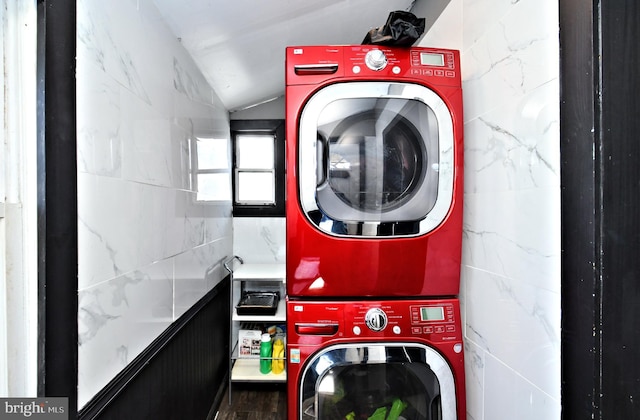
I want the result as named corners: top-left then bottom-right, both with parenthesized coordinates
top-left (232, 298), bottom-right (286, 322)
top-left (227, 258), bottom-right (287, 402)
top-left (232, 263), bottom-right (285, 282)
top-left (231, 358), bottom-right (287, 382)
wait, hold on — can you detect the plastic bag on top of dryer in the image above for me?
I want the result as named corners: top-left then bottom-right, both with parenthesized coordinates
top-left (362, 10), bottom-right (426, 47)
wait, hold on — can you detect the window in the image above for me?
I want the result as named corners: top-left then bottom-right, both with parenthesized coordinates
top-left (235, 134), bottom-right (275, 204)
top-left (231, 120), bottom-right (285, 216)
top-left (192, 137), bottom-right (231, 202)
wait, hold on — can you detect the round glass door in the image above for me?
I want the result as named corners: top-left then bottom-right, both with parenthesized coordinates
top-left (299, 344), bottom-right (457, 420)
top-left (321, 105), bottom-right (429, 214)
top-left (298, 82), bottom-right (455, 237)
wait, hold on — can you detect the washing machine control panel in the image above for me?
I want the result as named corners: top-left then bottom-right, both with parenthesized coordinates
top-left (347, 46), bottom-right (459, 83)
top-left (364, 49), bottom-right (388, 71)
top-left (364, 307), bottom-right (388, 331)
top-left (289, 299), bottom-right (461, 343)
top-left (286, 45), bottom-right (461, 87)
top-left (348, 300), bottom-right (460, 342)
top-left (409, 303), bottom-right (457, 337)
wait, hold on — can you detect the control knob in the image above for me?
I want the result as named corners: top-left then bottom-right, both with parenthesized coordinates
top-left (365, 49), bottom-right (388, 71)
top-left (365, 307), bottom-right (388, 332)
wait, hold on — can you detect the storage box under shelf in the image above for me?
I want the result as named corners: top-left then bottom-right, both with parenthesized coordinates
top-left (237, 329), bottom-right (262, 358)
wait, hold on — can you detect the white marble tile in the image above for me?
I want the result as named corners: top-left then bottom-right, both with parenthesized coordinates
top-left (233, 217), bottom-right (286, 263)
top-left (120, 101), bottom-right (177, 188)
top-left (458, 0), bottom-right (560, 417)
top-left (464, 81), bottom-right (560, 193)
top-left (78, 174), bottom-right (141, 289)
top-left (484, 353), bottom-right (561, 419)
top-left (417, 0), bottom-right (462, 50)
top-left (170, 122), bottom-right (194, 191)
top-left (79, 175), bottom-right (170, 288)
top-left (463, 339), bottom-right (484, 420)
top-left (77, 0), bottom-right (233, 408)
top-left (204, 202), bottom-right (234, 244)
top-left (77, 0), bottom-right (151, 104)
top-left (79, 174), bottom-right (233, 289)
top-left (462, 187), bottom-right (560, 293)
top-left (464, 268), bottom-right (560, 397)
top-left (76, 60), bottom-right (122, 177)
top-left (462, 0), bottom-right (559, 120)
top-left (173, 239), bottom-right (232, 318)
top-left (78, 259), bottom-right (174, 407)
top-left (78, 229), bottom-right (231, 406)
top-left (463, 0), bottom-right (518, 51)
top-left (173, 56), bottom-right (217, 106)
top-left (460, 270), bottom-right (482, 420)
top-left (166, 189), bottom-right (212, 253)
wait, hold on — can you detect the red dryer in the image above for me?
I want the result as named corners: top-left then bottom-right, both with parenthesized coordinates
top-left (286, 45), bottom-right (464, 298)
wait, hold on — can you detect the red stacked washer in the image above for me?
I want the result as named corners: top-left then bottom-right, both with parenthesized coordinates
top-left (285, 45), bottom-right (466, 420)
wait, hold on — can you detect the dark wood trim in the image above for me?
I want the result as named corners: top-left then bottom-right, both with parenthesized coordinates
top-left (559, 0), bottom-right (600, 415)
top-left (36, 0), bottom-right (79, 413)
top-left (561, 0), bottom-right (640, 418)
top-left (598, 1), bottom-right (640, 417)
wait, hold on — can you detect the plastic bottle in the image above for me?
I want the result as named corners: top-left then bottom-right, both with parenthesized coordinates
top-left (259, 333), bottom-right (272, 374)
top-left (271, 338), bottom-right (285, 374)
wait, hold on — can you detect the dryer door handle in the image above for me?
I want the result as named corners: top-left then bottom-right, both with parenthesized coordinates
top-left (294, 64), bottom-right (339, 75)
top-left (295, 323), bottom-right (339, 336)
top-left (316, 134), bottom-right (329, 186)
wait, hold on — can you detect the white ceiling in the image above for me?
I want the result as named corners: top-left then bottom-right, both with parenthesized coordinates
top-left (152, 0), bottom-right (420, 111)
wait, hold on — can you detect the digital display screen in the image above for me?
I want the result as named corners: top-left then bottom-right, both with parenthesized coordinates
top-left (420, 52), bottom-right (445, 67)
top-left (420, 306), bottom-right (445, 321)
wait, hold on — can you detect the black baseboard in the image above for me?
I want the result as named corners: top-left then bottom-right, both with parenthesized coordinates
top-left (79, 277), bottom-right (230, 420)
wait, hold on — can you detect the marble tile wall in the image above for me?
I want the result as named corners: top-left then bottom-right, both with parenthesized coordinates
top-left (76, 0), bottom-right (232, 408)
top-left (423, 0), bottom-right (561, 418)
top-left (232, 218), bottom-right (286, 264)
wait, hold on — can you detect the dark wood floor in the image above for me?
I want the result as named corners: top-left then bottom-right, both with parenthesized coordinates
top-left (215, 382), bottom-right (287, 420)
